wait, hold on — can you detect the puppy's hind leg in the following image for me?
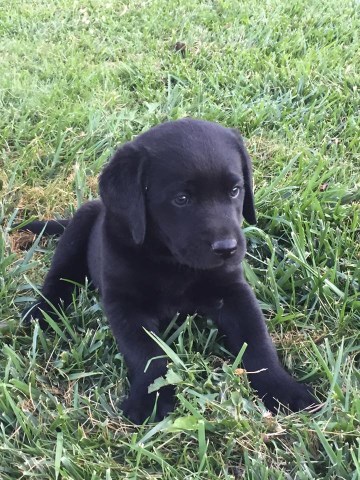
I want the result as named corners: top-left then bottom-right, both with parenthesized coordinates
top-left (22, 201), bottom-right (101, 328)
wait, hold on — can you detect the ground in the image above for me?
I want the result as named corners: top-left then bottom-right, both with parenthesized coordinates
top-left (0, 0), bottom-right (359, 478)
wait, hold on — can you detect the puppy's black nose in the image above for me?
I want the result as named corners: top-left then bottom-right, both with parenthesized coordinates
top-left (211, 239), bottom-right (237, 258)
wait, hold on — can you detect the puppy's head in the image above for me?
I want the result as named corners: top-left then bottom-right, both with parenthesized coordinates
top-left (100, 118), bottom-right (256, 269)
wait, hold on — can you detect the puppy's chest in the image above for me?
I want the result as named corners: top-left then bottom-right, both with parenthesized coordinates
top-left (157, 276), bottom-right (222, 320)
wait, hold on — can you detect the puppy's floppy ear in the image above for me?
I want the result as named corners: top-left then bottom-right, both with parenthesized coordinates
top-left (231, 129), bottom-right (257, 225)
top-left (99, 143), bottom-right (146, 245)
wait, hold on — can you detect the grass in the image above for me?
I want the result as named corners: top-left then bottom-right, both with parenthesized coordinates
top-left (0, 0), bottom-right (359, 478)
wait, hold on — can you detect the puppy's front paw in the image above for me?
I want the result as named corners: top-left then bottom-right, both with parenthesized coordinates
top-left (121, 385), bottom-right (176, 424)
top-left (22, 301), bottom-right (50, 329)
top-left (261, 377), bottom-right (318, 413)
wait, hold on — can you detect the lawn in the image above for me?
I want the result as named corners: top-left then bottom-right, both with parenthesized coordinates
top-left (0, 0), bottom-right (359, 478)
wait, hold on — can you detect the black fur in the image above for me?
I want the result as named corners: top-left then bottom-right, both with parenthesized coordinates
top-left (20, 119), bottom-right (317, 423)
top-left (18, 219), bottom-right (69, 236)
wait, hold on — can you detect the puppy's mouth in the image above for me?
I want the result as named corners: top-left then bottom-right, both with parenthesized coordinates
top-left (150, 224), bottom-right (242, 270)
top-left (173, 246), bottom-right (241, 270)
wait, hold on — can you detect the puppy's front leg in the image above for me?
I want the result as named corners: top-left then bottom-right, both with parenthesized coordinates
top-left (103, 297), bottom-right (175, 423)
top-left (215, 282), bottom-right (317, 412)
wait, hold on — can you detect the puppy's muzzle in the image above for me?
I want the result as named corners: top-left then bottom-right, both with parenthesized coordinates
top-left (211, 239), bottom-right (237, 258)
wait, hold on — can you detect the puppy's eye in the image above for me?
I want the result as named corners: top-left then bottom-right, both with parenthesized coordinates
top-left (172, 193), bottom-right (191, 207)
top-left (229, 186), bottom-right (241, 198)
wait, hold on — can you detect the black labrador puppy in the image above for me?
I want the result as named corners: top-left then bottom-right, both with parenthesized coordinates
top-left (21, 118), bottom-right (317, 423)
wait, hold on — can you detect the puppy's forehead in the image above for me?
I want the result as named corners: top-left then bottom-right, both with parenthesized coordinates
top-left (135, 119), bottom-right (240, 176)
